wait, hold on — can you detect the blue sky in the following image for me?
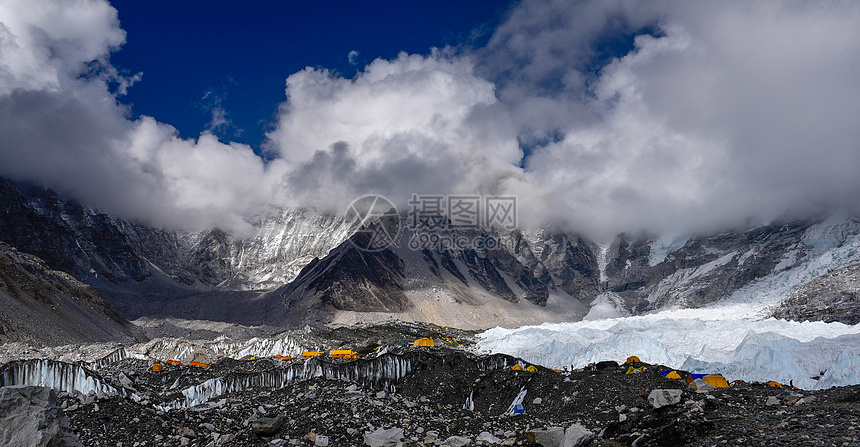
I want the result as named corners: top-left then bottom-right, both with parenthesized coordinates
top-left (109, 0), bottom-right (514, 151)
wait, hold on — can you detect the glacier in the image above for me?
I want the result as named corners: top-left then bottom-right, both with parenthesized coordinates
top-left (476, 316), bottom-right (860, 389)
top-left (473, 216), bottom-right (860, 388)
top-left (0, 359), bottom-right (119, 396)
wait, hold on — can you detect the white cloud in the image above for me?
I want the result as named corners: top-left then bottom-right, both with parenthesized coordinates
top-left (0, 0), bottom-right (268, 232)
top-left (486, 0), bottom-right (860, 237)
top-left (266, 50), bottom-right (523, 211)
top-left (2, 0), bottom-right (860, 239)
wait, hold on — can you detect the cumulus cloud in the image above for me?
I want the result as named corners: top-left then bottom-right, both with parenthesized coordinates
top-left (266, 50), bottom-right (522, 211)
top-left (0, 0), bottom-right (267, 232)
top-left (495, 0), bottom-right (860, 237)
top-left (1, 0), bottom-right (859, 239)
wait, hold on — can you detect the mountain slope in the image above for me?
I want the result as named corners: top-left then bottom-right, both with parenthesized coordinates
top-left (0, 242), bottom-right (143, 346)
top-left (771, 263), bottom-right (860, 324)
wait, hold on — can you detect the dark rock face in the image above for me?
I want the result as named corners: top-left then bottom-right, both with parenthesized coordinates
top-left (0, 385), bottom-right (82, 447)
top-left (614, 219), bottom-right (828, 312)
top-left (0, 179), bottom-right (150, 283)
top-left (528, 228), bottom-right (600, 298)
top-left (305, 232), bottom-right (410, 313)
top-left (772, 264), bottom-right (860, 324)
top-left (0, 241), bottom-right (142, 346)
top-left (605, 233), bottom-right (654, 294)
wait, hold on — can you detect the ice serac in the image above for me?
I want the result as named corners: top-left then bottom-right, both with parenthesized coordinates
top-left (0, 359), bottom-right (118, 396)
top-left (137, 333), bottom-right (306, 364)
top-left (158, 353), bottom-right (414, 410)
top-left (476, 317), bottom-right (860, 389)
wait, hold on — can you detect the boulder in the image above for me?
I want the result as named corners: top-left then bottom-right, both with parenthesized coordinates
top-left (563, 423), bottom-right (594, 447)
top-left (476, 431), bottom-right (503, 444)
top-left (441, 435), bottom-right (472, 446)
top-left (0, 385), bottom-right (83, 447)
top-left (364, 427), bottom-right (404, 447)
top-left (689, 378), bottom-right (716, 393)
top-left (250, 415), bottom-right (285, 436)
top-left (527, 427), bottom-right (564, 447)
top-left (648, 389), bottom-right (683, 409)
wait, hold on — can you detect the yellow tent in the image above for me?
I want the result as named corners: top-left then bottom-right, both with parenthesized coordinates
top-left (329, 350), bottom-right (357, 358)
top-left (302, 351), bottom-right (323, 359)
top-left (625, 356), bottom-right (641, 364)
top-left (665, 371), bottom-right (682, 380)
top-left (625, 366), bottom-right (646, 374)
top-left (511, 364), bottom-right (524, 371)
top-left (413, 338), bottom-right (435, 347)
top-left (703, 374), bottom-right (729, 388)
top-left (526, 365), bottom-right (538, 372)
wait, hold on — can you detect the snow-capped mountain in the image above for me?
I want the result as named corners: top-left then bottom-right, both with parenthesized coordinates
top-left (0, 178), bottom-right (355, 289)
top-left (2, 178), bottom-right (859, 329)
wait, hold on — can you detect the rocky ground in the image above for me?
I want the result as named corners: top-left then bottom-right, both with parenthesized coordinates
top-left (3, 323), bottom-right (860, 446)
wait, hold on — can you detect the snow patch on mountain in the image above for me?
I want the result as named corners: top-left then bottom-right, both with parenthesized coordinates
top-left (648, 235), bottom-right (690, 266)
top-left (583, 292), bottom-right (629, 320)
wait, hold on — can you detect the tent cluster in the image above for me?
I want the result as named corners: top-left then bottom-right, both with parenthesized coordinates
top-left (767, 380), bottom-right (798, 389)
top-left (511, 364), bottom-right (538, 372)
top-left (329, 350), bottom-right (359, 359)
top-left (301, 350), bottom-right (360, 359)
top-left (165, 359), bottom-right (182, 365)
top-left (412, 338), bottom-right (435, 347)
top-left (660, 370), bottom-right (730, 388)
top-left (189, 361), bottom-right (209, 368)
top-left (274, 354), bottom-right (292, 361)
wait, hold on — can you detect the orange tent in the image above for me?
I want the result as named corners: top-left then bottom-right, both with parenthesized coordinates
top-left (412, 338), bottom-right (435, 347)
top-left (625, 356), bottom-right (641, 364)
top-left (703, 374), bottom-right (729, 388)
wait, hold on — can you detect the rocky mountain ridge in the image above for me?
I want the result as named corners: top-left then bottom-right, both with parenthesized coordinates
top-left (2, 178), bottom-right (860, 328)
